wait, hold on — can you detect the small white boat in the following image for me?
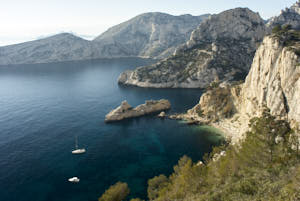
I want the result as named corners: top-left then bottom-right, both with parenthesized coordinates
top-left (72, 148), bottom-right (86, 154)
top-left (72, 136), bottom-right (86, 154)
top-left (68, 177), bottom-right (80, 183)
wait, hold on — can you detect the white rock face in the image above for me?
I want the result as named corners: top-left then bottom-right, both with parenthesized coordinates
top-left (186, 36), bottom-right (300, 143)
top-left (239, 36), bottom-right (300, 125)
top-left (118, 8), bottom-right (267, 88)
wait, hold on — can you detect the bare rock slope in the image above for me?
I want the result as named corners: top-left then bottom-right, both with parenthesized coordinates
top-left (118, 8), bottom-right (267, 88)
top-left (185, 34), bottom-right (300, 143)
top-left (94, 12), bottom-right (209, 59)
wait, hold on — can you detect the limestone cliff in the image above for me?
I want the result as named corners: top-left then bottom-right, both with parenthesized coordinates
top-left (118, 8), bottom-right (267, 88)
top-left (186, 34), bottom-right (300, 143)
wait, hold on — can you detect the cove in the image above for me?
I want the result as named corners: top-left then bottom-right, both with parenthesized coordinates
top-left (0, 58), bottom-right (223, 201)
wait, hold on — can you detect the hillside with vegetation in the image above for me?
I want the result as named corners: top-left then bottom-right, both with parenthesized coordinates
top-left (98, 109), bottom-right (300, 201)
top-left (99, 26), bottom-right (300, 201)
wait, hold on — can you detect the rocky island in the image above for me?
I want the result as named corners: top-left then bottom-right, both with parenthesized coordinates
top-left (105, 99), bottom-right (171, 122)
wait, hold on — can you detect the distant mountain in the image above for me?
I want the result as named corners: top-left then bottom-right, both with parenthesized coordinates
top-left (0, 12), bottom-right (209, 65)
top-left (0, 33), bottom-right (101, 65)
top-left (94, 12), bottom-right (210, 59)
top-left (118, 8), bottom-right (267, 88)
top-left (267, 1), bottom-right (300, 30)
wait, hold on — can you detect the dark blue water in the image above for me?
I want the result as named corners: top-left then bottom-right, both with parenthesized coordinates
top-left (0, 58), bottom-right (223, 201)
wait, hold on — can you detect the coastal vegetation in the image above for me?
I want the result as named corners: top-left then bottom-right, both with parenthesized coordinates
top-left (99, 108), bottom-right (300, 201)
top-left (272, 24), bottom-right (300, 56)
top-left (98, 182), bottom-right (130, 201)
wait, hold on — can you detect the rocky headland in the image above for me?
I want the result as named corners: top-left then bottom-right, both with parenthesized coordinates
top-left (118, 8), bottom-right (267, 88)
top-left (105, 99), bottom-right (171, 122)
top-left (180, 32), bottom-right (300, 144)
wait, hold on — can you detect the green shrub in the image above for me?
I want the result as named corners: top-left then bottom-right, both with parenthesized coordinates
top-left (98, 182), bottom-right (130, 201)
top-left (147, 175), bottom-right (169, 201)
top-left (282, 24), bottom-right (292, 31)
top-left (130, 199), bottom-right (144, 201)
top-left (210, 81), bottom-right (220, 89)
top-left (272, 24), bottom-right (282, 34)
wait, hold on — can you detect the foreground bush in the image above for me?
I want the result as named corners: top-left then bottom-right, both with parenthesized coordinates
top-left (98, 182), bottom-right (130, 201)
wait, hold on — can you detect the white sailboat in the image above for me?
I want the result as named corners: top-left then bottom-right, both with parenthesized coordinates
top-left (72, 136), bottom-right (86, 154)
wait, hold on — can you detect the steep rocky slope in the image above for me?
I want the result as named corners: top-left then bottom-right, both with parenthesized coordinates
top-left (267, 1), bottom-right (300, 30)
top-left (94, 12), bottom-right (209, 59)
top-left (186, 33), bottom-right (300, 143)
top-left (118, 8), bottom-right (267, 88)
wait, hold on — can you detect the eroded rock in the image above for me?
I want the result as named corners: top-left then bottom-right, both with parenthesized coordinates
top-left (105, 99), bottom-right (171, 122)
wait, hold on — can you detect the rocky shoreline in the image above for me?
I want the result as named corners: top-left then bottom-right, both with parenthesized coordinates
top-left (105, 99), bottom-right (171, 122)
top-left (175, 35), bottom-right (300, 144)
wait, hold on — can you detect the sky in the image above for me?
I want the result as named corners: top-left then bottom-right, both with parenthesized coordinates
top-left (0, 0), bottom-right (297, 46)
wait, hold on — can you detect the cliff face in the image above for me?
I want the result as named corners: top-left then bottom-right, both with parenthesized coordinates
top-left (239, 36), bottom-right (300, 124)
top-left (118, 8), bottom-right (266, 88)
top-left (186, 35), bottom-right (300, 143)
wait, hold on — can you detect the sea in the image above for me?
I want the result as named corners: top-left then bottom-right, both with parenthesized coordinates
top-left (0, 58), bottom-right (223, 201)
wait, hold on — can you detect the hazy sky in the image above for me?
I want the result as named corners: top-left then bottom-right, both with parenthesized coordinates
top-left (0, 0), bottom-right (297, 46)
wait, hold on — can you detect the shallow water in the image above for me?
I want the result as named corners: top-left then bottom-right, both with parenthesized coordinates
top-left (0, 58), bottom-right (223, 201)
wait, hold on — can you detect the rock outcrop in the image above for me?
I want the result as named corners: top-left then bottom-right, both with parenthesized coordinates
top-left (118, 8), bottom-right (267, 88)
top-left (105, 99), bottom-right (171, 122)
top-left (157, 111), bottom-right (166, 118)
top-left (185, 34), bottom-right (300, 143)
top-left (267, 1), bottom-right (300, 30)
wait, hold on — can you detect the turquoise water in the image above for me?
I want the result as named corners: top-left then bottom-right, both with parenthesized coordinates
top-left (0, 58), bottom-right (223, 201)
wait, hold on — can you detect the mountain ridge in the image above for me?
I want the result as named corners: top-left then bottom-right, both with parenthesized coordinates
top-left (118, 7), bottom-right (267, 88)
top-left (93, 12), bottom-right (210, 59)
top-left (0, 12), bottom-right (209, 66)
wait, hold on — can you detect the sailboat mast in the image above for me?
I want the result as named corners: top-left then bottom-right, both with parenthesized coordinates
top-left (75, 136), bottom-right (78, 149)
